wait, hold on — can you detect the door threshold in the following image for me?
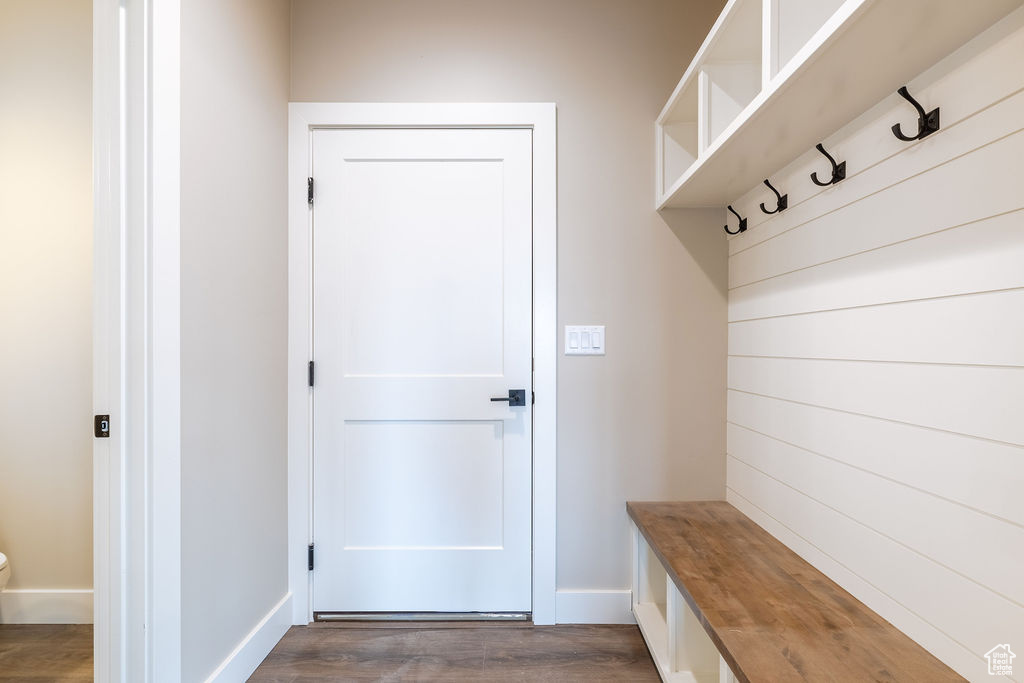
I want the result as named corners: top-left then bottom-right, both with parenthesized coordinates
top-left (314, 611), bottom-right (531, 623)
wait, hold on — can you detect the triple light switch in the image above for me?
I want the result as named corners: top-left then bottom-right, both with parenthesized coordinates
top-left (564, 325), bottom-right (605, 356)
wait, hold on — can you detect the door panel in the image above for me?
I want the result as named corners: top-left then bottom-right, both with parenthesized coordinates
top-left (340, 158), bottom-right (506, 377)
top-left (312, 128), bottom-right (532, 614)
top-left (341, 420), bottom-right (505, 550)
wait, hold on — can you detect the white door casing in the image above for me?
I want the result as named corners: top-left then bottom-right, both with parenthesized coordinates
top-left (311, 128), bottom-right (532, 613)
top-left (94, 0), bottom-right (182, 680)
top-left (288, 103), bottom-right (557, 624)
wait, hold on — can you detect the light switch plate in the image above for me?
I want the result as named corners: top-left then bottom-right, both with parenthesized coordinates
top-left (565, 325), bottom-right (605, 355)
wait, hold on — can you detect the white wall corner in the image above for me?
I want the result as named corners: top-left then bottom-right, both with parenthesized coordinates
top-left (555, 589), bottom-right (635, 625)
top-left (0, 589), bottom-right (94, 624)
top-left (204, 593), bottom-right (292, 683)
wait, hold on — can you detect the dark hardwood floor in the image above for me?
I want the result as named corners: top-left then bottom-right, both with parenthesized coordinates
top-left (0, 622), bottom-right (657, 681)
top-left (0, 624), bottom-right (93, 680)
top-left (249, 624), bottom-right (659, 682)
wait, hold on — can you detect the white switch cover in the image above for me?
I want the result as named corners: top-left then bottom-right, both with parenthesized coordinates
top-left (565, 325), bottom-right (605, 355)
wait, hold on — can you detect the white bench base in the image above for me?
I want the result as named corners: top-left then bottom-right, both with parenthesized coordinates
top-left (631, 523), bottom-right (738, 683)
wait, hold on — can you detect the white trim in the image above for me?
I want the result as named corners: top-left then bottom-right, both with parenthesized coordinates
top-left (555, 590), bottom-right (635, 625)
top-left (287, 102), bottom-right (558, 626)
top-left (125, 0), bottom-right (182, 679)
top-left (531, 104), bottom-right (558, 627)
top-left (204, 593), bottom-right (293, 683)
top-left (0, 590), bottom-right (95, 625)
top-left (93, 1), bottom-right (182, 680)
top-left (147, 0), bottom-right (182, 680)
top-left (92, 0), bottom-right (123, 679)
top-left (122, 2), bottom-right (148, 678)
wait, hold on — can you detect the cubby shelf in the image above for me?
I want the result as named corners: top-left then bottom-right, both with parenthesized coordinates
top-left (632, 525), bottom-right (728, 683)
top-left (656, 0), bottom-right (1022, 209)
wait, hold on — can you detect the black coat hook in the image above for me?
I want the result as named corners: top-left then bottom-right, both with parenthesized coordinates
top-left (759, 179), bottom-right (788, 214)
top-left (891, 86), bottom-right (939, 141)
top-left (811, 143), bottom-right (846, 186)
top-left (724, 205), bottom-right (747, 235)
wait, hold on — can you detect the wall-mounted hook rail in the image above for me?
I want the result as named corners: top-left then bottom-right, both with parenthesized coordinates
top-left (891, 86), bottom-right (940, 141)
top-left (759, 179), bottom-right (787, 214)
top-left (724, 205), bottom-right (747, 235)
top-left (810, 143), bottom-right (846, 186)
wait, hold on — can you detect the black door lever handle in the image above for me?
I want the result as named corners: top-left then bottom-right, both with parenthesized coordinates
top-left (490, 389), bottom-right (527, 407)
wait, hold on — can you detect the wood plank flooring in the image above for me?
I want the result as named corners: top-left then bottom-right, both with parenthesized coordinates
top-left (249, 624), bottom-right (659, 682)
top-left (0, 625), bottom-right (93, 680)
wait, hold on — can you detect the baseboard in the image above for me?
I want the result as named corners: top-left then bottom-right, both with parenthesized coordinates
top-left (205, 592), bottom-right (292, 683)
top-left (555, 589), bottom-right (635, 624)
top-left (0, 589), bottom-right (94, 624)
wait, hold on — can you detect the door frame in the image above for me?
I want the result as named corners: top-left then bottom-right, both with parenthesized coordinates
top-left (287, 103), bottom-right (557, 625)
top-left (94, 0), bottom-right (181, 680)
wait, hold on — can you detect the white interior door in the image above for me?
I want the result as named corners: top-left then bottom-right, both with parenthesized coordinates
top-left (311, 127), bottom-right (533, 614)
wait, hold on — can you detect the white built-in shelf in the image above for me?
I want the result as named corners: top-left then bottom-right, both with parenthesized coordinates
top-left (656, 0), bottom-right (1023, 209)
top-left (632, 525), bottom-right (729, 683)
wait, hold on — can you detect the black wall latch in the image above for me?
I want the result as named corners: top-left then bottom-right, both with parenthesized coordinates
top-left (94, 415), bottom-right (110, 438)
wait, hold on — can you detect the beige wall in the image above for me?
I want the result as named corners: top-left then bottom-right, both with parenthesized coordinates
top-left (725, 15), bottom-right (1024, 680)
top-left (290, 0), bottom-right (728, 592)
top-left (180, 0), bottom-right (291, 678)
top-left (0, 0), bottom-right (92, 601)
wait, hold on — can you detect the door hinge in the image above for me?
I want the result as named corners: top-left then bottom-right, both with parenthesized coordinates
top-left (532, 391), bottom-right (535, 405)
top-left (94, 415), bottom-right (110, 438)
top-left (308, 360), bottom-right (315, 387)
top-left (307, 177), bottom-right (314, 206)
top-left (308, 544), bottom-right (315, 571)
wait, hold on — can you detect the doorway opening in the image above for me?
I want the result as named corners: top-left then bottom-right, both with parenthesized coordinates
top-left (287, 103), bottom-right (558, 626)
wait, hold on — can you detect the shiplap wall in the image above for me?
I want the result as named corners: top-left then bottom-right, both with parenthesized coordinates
top-left (725, 9), bottom-right (1024, 682)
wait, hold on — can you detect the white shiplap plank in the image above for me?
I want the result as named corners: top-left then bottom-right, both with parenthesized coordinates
top-left (723, 19), bottom-right (1024, 682)
top-left (727, 461), bottom-right (1024, 681)
top-left (727, 423), bottom-right (1024, 606)
top-left (729, 125), bottom-right (1024, 289)
top-left (729, 289), bottom-right (1024, 366)
top-left (727, 356), bottom-right (1024, 445)
top-left (725, 487), bottom-right (988, 682)
top-left (726, 390), bottom-right (1024, 526)
top-left (728, 209), bottom-right (1024, 322)
top-left (727, 17), bottom-right (1024, 247)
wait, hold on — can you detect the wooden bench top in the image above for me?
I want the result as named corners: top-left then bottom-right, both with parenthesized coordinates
top-left (627, 501), bottom-right (965, 683)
